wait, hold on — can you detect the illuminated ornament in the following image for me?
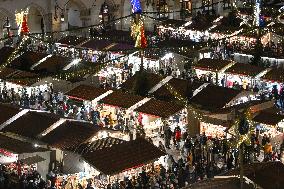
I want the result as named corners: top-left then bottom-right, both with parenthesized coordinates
top-left (131, 20), bottom-right (147, 48)
top-left (20, 14), bottom-right (30, 35)
top-left (130, 0), bottom-right (142, 14)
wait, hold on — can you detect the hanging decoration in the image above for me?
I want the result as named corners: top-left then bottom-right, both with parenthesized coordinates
top-left (15, 9), bottom-right (29, 35)
top-left (20, 14), bottom-right (30, 35)
top-left (131, 19), bottom-right (147, 48)
top-left (230, 109), bottom-right (255, 148)
top-left (130, 0), bottom-right (147, 48)
top-left (130, 0), bottom-right (142, 14)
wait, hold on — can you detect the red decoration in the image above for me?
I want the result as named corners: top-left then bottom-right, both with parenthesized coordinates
top-left (21, 14), bottom-right (29, 35)
top-left (140, 23), bottom-right (147, 49)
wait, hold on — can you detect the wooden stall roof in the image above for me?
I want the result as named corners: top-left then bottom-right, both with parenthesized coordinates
top-left (225, 63), bottom-right (266, 77)
top-left (100, 90), bottom-right (144, 109)
top-left (0, 67), bottom-right (17, 78)
top-left (153, 78), bottom-right (204, 101)
top-left (253, 110), bottom-right (284, 125)
top-left (83, 138), bottom-right (166, 175)
top-left (0, 68), bottom-right (39, 86)
top-left (187, 177), bottom-right (253, 189)
top-left (41, 120), bottom-right (101, 151)
top-left (2, 111), bottom-right (61, 139)
top-left (81, 39), bottom-right (114, 51)
top-left (57, 36), bottom-right (87, 46)
top-left (20, 155), bottom-right (45, 165)
top-left (193, 58), bottom-right (234, 72)
top-left (223, 162), bottom-right (284, 189)
top-left (0, 134), bottom-right (48, 154)
top-left (190, 85), bottom-right (242, 111)
top-left (0, 46), bottom-right (14, 65)
top-left (33, 55), bottom-right (73, 73)
top-left (107, 43), bottom-right (134, 51)
top-left (135, 98), bottom-right (185, 118)
top-left (120, 72), bottom-right (163, 93)
top-left (10, 51), bottom-right (48, 70)
top-left (72, 137), bottom-right (126, 154)
top-left (66, 85), bottom-right (109, 101)
top-left (0, 103), bottom-right (21, 125)
top-left (262, 68), bottom-right (284, 83)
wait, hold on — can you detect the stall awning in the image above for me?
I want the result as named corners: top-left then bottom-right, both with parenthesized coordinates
top-left (83, 138), bottom-right (166, 175)
top-left (225, 63), bottom-right (266, 77)
top-left (134, 98), bottom-right (185, 118)
top-left (66, 84), bottom-right (109, 101)
top-left (262, 68), bottom-right (284, 83)
top-left (0, 134), bottom-right (48, 154)
top-left (193, 58), bottom-right (235, 72)
top-left (20, 155), bottom-right (45, 165)
top-left (253, 110), bottom-right (284, 126)
top-left (222, 162), bottom-right (284, 189)
top-left (190, 85), bottom-right (242, 112)
top-left (100, 90), bottom-right (145, 109)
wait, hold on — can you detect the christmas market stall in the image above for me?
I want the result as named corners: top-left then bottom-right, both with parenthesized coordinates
top-left (0, 110), bottom-right (61, 140)
top-left (54, 35), bottom-right (89, 59)
top-left (0, 134), bottom-right (50, 180)
top-left (0, 67), bottom-right (52, 97)
top-left (222, 162), bottom-right (284, 189)
top-left (261, 68), bottom-right (284, 93)
top-left (152, 77), bottom-right (205, 102)
top-left (189, 85), bottom-right (254, 137)
top-left (134, 98), bottom-right (186, 138)
top-left (192, 58), bottom-right (235, 85)
top-left (81, 138), bottom-right (166, 185)
top-left (0, 103), bottom-right (21, 125)
top-left (98, 90), bottom-right (146, 131)
top-left (120, 72), bottom-right (164, 94)
top-left (223, 62), bottom-right (267, 89)
top-left (65, 84), bottom-right (112, 112)
top-left (253, 109), bottom-right (284, 140)
top-left (80, 39), bottom-right (114, 62)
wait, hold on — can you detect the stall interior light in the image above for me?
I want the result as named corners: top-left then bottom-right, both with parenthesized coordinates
top-left (161, 53), bottom-right (173, 60)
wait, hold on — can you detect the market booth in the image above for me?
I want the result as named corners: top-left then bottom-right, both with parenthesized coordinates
top-left (120, 72), bottom-right (164, 93)
top-left (189, 85), bottom-right (255, 137)
top-left (261, 68), bottom-right (284, 93)
top-left (65, 84), bottom-right (112, 110)
top-left (81, 138), bottom-right (166, 185)
top-left (152, 77), bottom-right (205, 101)
top-left (253, 109), bottom-right (284, 145)
top-left (40, 136), bottom-right (165, 188)
top-left (0, 67), bottom-right (52, 97)
top-left (99, 90), bottom-right (146, 129)
top-left (0, 134), bottom-right (50, 179)
top-left (134, 98), bottom-right (186, 137)
top-left (192, 58), bottom-right (235, 85)
top-left (223, 62), bottom-right (267, 89)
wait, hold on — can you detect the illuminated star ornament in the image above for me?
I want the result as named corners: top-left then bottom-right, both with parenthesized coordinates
top-left (130, 0), bottom-right (142, 14)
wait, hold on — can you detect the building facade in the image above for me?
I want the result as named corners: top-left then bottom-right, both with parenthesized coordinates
top-left (0, 0), bottom-right (238, 37)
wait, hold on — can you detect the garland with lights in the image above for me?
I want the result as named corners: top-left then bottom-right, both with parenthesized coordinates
top-left (229, 109), bottom-right (255, 147)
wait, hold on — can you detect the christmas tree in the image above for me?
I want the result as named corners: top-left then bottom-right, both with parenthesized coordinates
top-left (20, 14), bottom-right (29, 35)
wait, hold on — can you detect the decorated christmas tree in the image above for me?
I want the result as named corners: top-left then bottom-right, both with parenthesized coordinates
top-left (20, 14), bottom-right (29, 35)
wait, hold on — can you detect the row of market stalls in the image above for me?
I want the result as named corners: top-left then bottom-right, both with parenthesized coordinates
top-left (193, 58), bottom-right (284, 92)
top-left (64, 70), bottom-right (284, 140)
top-left (0, 103), bottom-right (166, 187)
